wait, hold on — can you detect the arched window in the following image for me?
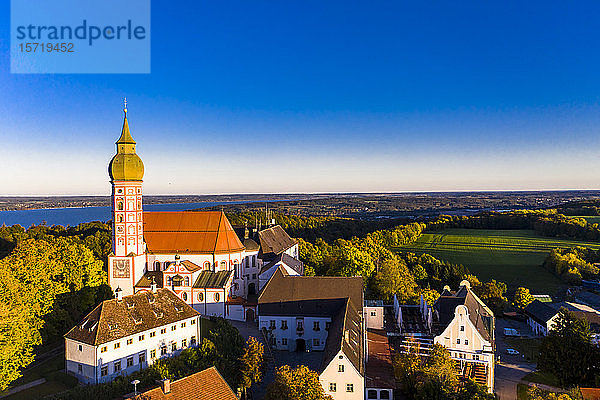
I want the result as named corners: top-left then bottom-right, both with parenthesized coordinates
top-left (214, 293), bottom-right (220, 302)
top-left (245, 256), bottom-right (249, 268)
top-left (182, 292), bottom-right (187, 301)
top-left (117, 201), bottom-right (124, 211)
top-left (137, 200), bottom-right (142, 208)
top-left (198, 292), bottom-right (204, 302)
top-left (117, 214), bottom-right (123, 223)
top-left (184, 277), bottom-right (189, 286)
top-left (252, 255), bottom-right (256, 267)
top-left (203, 261), bottom-right (211, 270)
top-left (154, 261), bottom-right (160, 270)
top-left (220, 261), bottom-right (227, 269)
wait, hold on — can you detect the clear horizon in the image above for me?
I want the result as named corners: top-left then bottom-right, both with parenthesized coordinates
top-left (2, 1), bottom-right (600, 195)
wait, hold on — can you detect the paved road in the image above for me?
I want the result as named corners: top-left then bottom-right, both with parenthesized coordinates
top-left (494, 318), bottom-right (536, 400)
top-left (0, 379), bottom-right (46, 398)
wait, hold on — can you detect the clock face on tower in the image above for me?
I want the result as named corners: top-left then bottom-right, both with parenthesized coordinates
top-left (112, 259), bottom-right (131, 278)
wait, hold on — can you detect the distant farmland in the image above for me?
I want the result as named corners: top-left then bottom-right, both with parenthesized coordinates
top-left (396, 229), bottom-right (600, 295)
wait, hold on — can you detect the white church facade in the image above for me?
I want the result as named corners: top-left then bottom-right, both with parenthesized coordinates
top-left (106, 106), bottom-right (302, 321)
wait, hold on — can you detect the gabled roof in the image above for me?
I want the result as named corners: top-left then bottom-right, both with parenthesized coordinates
top-left (434, 283), bottom-right (494, 343)
top-left (524, 300), bottom-right (559, 326)
top-left (258, 267), bottom-right (363, 308)
top-left (575, 291), bottom-right (600, 309)
top-left (244, 238), bottom-right (260, 251)
top-left (257, 225), bottom-right (296, 256)
top-left (135, 271), bottom-right (163, 288)
top-left (193, 270), bottom-right (232, 289)
top-left (65, 289), bottom-right (198, 346)
top-left (127, 367), bottom-right (237, 400)
top-left (181, 260), bottom-right (203, 272)
top-left (320, 298), bottom-right (363, 376)
top-left (259, 253), bottom-right (304, 275)
top-left (258, 267), bottom-right (364, 376)
top-left (143, 211), bottom-right (244, 254)
top-left (259, 298), bottom-right (346, 317)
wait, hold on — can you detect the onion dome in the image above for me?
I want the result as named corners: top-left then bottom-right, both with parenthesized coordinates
top-left (108, 102), bottom-right (144, 181)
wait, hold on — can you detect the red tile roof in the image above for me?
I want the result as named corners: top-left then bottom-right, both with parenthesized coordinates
top-left (582, 388), bottom-right (600, 400)
top-left (366, 329), bottom-right (395, 389)
top-left (127, 367), bottom-right (238, 400)
top-left (143, 211), bottom-right (244, 254)
top-left (64, 289), bottom-right (198, 346)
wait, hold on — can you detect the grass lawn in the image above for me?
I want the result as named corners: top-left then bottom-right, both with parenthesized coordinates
top-left (396, 229), bottom-right (600, 294)
top-left (1, 353), bottom-right (78, 400)
top-left (504, 337), bottom-right (541, 363)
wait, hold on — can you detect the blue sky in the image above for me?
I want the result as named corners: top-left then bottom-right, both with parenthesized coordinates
top-left (1, 1), bottom-right (600, 195)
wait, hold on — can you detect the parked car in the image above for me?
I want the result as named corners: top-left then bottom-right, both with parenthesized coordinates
top-left (505, 348), bottom-right (519, 355)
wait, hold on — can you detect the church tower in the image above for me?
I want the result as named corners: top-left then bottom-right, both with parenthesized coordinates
top-left (107, 100), bottom-right (146, 295)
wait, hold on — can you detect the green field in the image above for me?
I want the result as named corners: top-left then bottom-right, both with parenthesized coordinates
top-left (397, 229), bottom-right (600, 294)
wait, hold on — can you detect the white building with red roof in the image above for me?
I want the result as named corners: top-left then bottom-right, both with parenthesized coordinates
top-left (106, 106), bottom-right (300, 321)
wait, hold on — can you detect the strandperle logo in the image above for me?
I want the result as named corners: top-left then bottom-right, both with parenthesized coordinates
top-left (15, 20), bottom-right (147, 46)
top-left (11, 0), bottom-right (150, 74)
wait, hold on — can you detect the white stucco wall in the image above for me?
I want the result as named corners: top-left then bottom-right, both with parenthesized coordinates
top-left (364, 306), bottom-right (384, 330)
top-left (259, 315), bottom-right (331, 351)
top-left (66, 316), bottom-right (200, 384)
top-left (319, 350), bottom-right (364, 400)
top-left (434, 305), bottom-right (494, 392)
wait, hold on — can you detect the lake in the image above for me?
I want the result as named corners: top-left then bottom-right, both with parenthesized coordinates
top-left (0, 201), bottom-right (251, 227)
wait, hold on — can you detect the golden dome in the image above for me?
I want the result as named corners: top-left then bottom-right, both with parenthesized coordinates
top-left (108, 111), bottom-right (144, 181)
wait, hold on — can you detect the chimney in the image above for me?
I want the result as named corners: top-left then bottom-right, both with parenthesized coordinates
top-left (150, 276), bottom-right (157, 293)
top-left (244, 222), bottom-right (249, 239)
top-left (115, 286), bottom-right (123, 301)
top-left (158, 379), bottom-right (171, 394)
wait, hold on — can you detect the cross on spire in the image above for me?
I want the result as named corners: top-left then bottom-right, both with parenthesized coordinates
top-left (123, 97), bottom-right (128, 114)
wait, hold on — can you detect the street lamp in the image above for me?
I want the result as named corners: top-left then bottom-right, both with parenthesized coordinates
top-left (131, 379), bottom-right (141, 395)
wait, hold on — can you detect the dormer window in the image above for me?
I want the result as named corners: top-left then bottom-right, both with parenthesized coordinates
top-left (126, 299), bottom-right (135, 309)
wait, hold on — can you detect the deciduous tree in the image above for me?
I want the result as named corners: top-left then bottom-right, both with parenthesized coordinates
top-left (265, 365), bottom-right (332, 400)
top-left (513, 287), bottom-right (534, 309)
top-left (239, 337), bottom-right (264, 397)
